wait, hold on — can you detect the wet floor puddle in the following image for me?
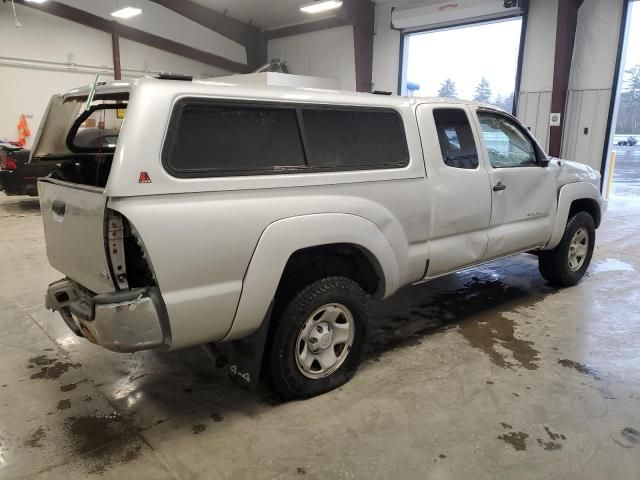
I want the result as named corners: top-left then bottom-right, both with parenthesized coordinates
top-left (459, 314), bottom-right (539, 370)
top-left (498, 423), bottom-right (567, 452)
top-left (370, 276), bottom-right (545, 370)
top-left (27, 355), bottom-right (80, 380)
top-left (65, 412), bottom-right (131, 454)
top-left (557, 359), bottom-right (616, 399)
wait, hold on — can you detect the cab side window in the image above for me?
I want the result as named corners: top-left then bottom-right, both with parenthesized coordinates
top-left (433, 109), bottom-right (479, 169)
top-left (477, 112), bottom-right (538, 168)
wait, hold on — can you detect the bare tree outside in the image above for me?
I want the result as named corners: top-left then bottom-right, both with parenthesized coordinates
top-left (616, 64), bottom-right (640, 134)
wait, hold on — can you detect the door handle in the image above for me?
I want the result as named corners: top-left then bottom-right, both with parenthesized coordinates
top-left (52, 200), bottom-right (66, 217)
top-left (492, 182), bottom-right (506, 192)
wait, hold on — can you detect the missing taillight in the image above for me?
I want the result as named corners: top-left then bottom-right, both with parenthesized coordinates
top-left (121, 216), bottom-right (156, 288)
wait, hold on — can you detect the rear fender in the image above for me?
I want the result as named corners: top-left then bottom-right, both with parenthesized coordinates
top-left (224, 213), bottom-right (399, 341)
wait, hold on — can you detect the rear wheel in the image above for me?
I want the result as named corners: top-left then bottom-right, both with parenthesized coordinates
top-left (267, 277), bottom-right (370, 399)
top-left (538, 211), bottom-right (595, 286)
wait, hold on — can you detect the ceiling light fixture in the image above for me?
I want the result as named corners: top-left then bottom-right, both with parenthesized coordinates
top-left (110, 6), bottom-right (142, 19)
top-left (24, 0), bottom-right (48, 4)
top-left (299, 0), bottom-right (343, 14)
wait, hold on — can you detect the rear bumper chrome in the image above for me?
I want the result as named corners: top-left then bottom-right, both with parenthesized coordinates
top-left (46, 278), bottom-right (166, 353)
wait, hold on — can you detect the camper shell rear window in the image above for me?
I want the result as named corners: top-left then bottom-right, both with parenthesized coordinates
top-left (33, 92), bottom-right (128, 160)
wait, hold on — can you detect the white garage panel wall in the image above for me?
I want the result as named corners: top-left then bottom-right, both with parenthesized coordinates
top-left (516, 0), bottom-right (557, 149)
top-left (0, 5), bottom-right (228, 145)
top-left (518, 91), bottom-right (552, 150)
top-left (267, 26), bottom-right (357, 91)
top-left (562, 89), bottom-right (611, 168)
top-left (561, 0), bottom-right (624, 170)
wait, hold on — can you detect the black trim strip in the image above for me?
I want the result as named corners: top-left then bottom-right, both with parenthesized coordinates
top-left (513, 0), bottom-right (530, 115)
top-left (600, 0), bottom-right (632, 190)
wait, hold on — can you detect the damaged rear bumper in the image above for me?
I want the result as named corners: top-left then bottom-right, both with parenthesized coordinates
top-left (46, 278), bottom-right (168, 353)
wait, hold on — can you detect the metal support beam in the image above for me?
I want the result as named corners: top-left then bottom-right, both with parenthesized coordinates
top-left (349, 0), bottom-right (375, 93)
top-left (111, 22), bottom-right (121, 80)
top-left (548, 0), bottom-right (581, 157)
top-left (13, 0), bottom-right (250, 73)
top-left (265, 17), bottom-right (349, 40)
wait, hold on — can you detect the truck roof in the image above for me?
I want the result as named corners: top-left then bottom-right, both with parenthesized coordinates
top-left (63, 77), bottom-right (505, 112)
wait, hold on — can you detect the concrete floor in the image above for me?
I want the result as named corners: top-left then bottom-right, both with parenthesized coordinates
top-left (1, 166), bottom-right (640, 479)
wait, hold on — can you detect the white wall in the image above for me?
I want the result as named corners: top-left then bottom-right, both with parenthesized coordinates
top-left (0, 5), bottom-right (229, 145)
top-left (562, 0), bottom-right (624, 171)
top-left (516, 0), bottom-right (558, 150)
top-left (267, 25), bottom-right (357, 91)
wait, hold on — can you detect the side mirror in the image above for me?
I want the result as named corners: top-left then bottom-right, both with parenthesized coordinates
top-left (539, 157), bottom-right (550, 167)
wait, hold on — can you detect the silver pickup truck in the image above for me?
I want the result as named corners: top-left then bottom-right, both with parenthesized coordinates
top-left (36, 77), bottom-right (605, 399)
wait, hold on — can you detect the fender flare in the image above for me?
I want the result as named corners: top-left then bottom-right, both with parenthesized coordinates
top-left (223, 213), bottom-right (400, 341)
top-left (545, 182), bottom-right (604, 250)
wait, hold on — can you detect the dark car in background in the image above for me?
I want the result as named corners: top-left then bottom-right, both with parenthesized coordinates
top-left (0, 143), bottom-right (37, 196)
top-left (617, 136), bottom-right (638, 146)
top-left (0, 129), bottom-right (119, 197)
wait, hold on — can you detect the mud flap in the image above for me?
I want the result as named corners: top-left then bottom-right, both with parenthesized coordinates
top-left (216, 302), bottom-right (274, 391)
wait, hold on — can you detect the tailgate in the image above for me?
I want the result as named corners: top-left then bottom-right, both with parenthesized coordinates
top-left (39, 178), bottom-right (115, 294)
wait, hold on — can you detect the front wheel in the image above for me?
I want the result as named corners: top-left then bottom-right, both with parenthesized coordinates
top-left (538, 211), bottom-right (595, 286)
top-left (267, 277), bottom-right (370, 399)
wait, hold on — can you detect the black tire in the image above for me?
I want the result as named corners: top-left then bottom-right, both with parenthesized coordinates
top-left (538, 211), bottom-right (595, 287)
top-left (267, 276), bottom-right (370, 400)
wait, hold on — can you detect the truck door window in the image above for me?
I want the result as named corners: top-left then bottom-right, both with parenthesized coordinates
top-left (433, 109), bottom-right (479, 169)
top-left (477, 112), bottom-right (538, 168)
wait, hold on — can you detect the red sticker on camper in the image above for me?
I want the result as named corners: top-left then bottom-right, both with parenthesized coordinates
top-left (138, 171), bottom-right (152, 183)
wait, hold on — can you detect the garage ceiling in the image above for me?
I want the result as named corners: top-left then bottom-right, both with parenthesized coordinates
top-left (190, 0), bottom-right (422, 30)
top-left (191, 0), bottom-right (338, 30)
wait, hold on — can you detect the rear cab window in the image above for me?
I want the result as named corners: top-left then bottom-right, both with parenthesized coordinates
top-left (162, 99), bottom-right (409, 177)
top-left (432, 109), bottom-right (479, 169)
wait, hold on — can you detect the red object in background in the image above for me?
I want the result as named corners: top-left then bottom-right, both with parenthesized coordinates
top-left (0, 156), bottom-right (17, 170)
top-left (17, 114), bottom-right (31, 146)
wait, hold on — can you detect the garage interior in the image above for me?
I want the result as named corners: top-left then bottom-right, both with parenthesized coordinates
top-left (1, 0), bottom-right (639, 479)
